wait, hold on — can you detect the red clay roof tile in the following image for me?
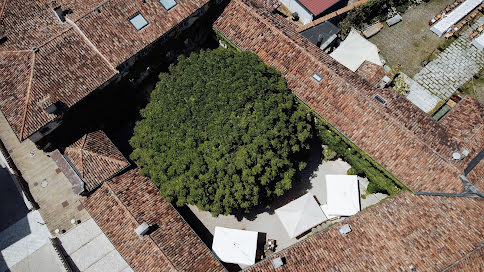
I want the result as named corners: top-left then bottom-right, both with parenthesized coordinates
top-left (213, 0), bottom-right (483, 194)
top-left (0, 0), bottom-right (208, 140)
top-left (82, 168), bottom-right (225, 272)
top-left (246, 192), bottom-right (484, 272)
top-left (64, 130), bottom-right (130, 191)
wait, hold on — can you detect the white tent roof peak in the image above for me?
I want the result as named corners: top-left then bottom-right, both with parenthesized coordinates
top-left (212, 227), bottom-right (258, 266)
top-left (275, 193), bottom-right (326, 238)
top-left (330, 29), bottom-right (382, 72)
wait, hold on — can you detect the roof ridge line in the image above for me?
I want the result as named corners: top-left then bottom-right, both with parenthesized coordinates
top-left (0, 50), bottom-right (33, 55)
top-left (441, 242), bottom-right (484, 272)
top-left (233, 0), bottom-right (465, 186)
top-left (19, 51), bottom-right (36, 140)
top-left (66, 18), bottom-right (117, 72)
top-left (104, 181), bottom-right (178, 271)
top-left (0, 0), bottom-right (8, 23)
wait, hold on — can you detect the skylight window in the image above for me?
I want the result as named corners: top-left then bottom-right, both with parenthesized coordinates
top-left (374, 94), bottom-right (387, 104)
top-left (311, 72), bottom-right (323, 82)
top-left (159, 0), bottom-right (177, 10)
top-left (129, 12), bottom-right (149, 31)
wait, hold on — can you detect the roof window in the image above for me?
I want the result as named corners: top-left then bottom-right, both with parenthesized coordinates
top-left (374, 94), bottom-right (387, 104)
top-left (159, 0), bottom-right (177, 10)
top-left (311, 72), bottom-right (323, 82)
top-left (338, 224), bottom-right (352, 236)
top-left (129, 12), bottom-right (149, 31)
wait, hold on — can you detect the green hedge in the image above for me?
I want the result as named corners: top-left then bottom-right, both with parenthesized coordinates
top-left (314, 115), bottom-right (406, 196)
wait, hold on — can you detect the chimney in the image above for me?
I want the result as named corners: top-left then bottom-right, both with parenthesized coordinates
top-left (134, 222), bottom-right (150, 237)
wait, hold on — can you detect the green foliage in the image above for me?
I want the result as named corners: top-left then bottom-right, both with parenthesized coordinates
top-left (347, 168), bottom-right (357, 175)
top-left (322, 145), bottom-right (337, 161)
top-left (130, 48), bottom-right (313, 216)
top-left (314, 116), bottom-right (402, 196)
top-left (213, 27), bottom-right (238, 51)
top-left (339, 0), bottom-right (411, 36)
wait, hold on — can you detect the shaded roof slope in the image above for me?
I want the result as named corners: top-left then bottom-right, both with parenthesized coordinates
top-left (73, 0), bottom-right (209, 67)
top-left (82, 168), bottom-right (225, 272)
top-left (0, 0), bottom-right (116, 140)
top-left (246, 192), bottom-right (484, 272)
top-left (64, 130), bottom-right (129, 191)
top-left (213, 0), bottom-right (482, 194)
top-left (0, 0), bottom-right (209, 140)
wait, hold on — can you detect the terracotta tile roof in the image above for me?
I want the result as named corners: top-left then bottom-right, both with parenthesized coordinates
top-left (73, 0), bottom-right (209, 67)
top-left (443, 244), bottom-right (484, 272)
top-left (355, 60), bottom-right (386, 87)
top-left (64, 130), bottom-right (129, 191)
top-left (245, 192), bottom-right (484, 272)
top-left (82, 168), bottom-right (225, 272)
top-left (298, 0), bottom-right (340, 15)
top-left (213, 0), bottom-right (484, 194)
top-left (440, 95), bottom-right (484, 158)
top-left (0, 0), bottom-right (208, 140)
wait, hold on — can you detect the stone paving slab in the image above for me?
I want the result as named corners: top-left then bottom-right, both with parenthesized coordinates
top-left (0, 112), bottom-right (90, 235)
top-left (406, 76), bottom-right (442, 112)
top-left (8, 243), bottom-right (65, 272)
top-left (407, 16), bottom-right (484, 112)
top-left (0, 211), bottom-right (52, 271)
top-left (59, 218), bottom-right (132, 272)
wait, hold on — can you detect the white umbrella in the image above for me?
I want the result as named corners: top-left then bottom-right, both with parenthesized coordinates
top-left (212, 227), bottom-right (258, 265)
top-left (275, 193), bottom-right (326, 238)
top-left (324, 175), bottom-right (360, 217)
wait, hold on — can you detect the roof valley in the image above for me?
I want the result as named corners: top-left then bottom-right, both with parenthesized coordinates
top-left (0, 0), bottom-right (7, 24)
top-left (219, 0), bottom-right (465, 189)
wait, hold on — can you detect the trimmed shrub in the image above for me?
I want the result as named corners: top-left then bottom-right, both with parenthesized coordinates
top-left (314, 116), bottom-right (403, 196)
top-left (347, 168), bottom-right (357, 175)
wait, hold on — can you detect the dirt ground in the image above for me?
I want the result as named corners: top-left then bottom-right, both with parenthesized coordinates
top-left (370, 0), bottom-right (455, 77)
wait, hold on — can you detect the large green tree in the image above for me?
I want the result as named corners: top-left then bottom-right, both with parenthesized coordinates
top-left (130, 48), bottom-right (312, 216)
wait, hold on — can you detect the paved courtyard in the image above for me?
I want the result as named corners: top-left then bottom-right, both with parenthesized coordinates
top-left (407, 16), bottom-right (484, 112)
top-left (0, 112), bottom-right (90, 235)
top-left (188, 149), bottom-right (387, 268)
top-left (369, 0), bottom-right (452, 77)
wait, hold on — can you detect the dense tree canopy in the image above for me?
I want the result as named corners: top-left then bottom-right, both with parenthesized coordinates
top-left (130, 48), bottom-right (313, 216)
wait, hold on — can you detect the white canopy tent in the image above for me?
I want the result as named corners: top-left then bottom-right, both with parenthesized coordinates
top-left (330, 29), bottom-right (382, 72)
top-left (430, 0), bottom-right (483, 36)
top-left (472, 33), bottom-right (484, 50)
top-left (324, 175), bottom-right (360, 217)
top-left (212, 227), bottom-right (258, 265)
top-left (275, 193), bottom-right (326, 238)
